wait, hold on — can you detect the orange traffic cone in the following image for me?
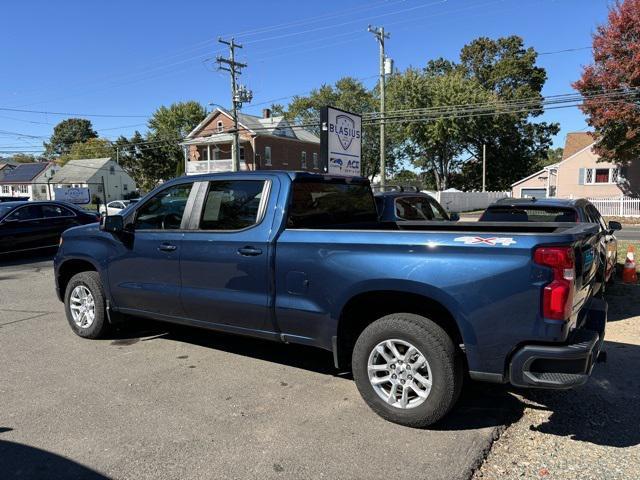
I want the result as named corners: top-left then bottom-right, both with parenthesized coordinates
top-left (622, 245), bottom-right (638, 284)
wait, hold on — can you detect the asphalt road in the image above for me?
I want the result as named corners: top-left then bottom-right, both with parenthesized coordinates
top-left (616, 226), bottom-right (640, 241)
top-left (0, 255), bottom-right (513, 480)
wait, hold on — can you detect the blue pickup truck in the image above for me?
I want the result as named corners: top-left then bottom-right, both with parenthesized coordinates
top-left (54, 172), bottom-right (606, 427)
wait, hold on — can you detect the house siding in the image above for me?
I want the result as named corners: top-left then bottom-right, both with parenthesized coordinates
top-left (512, 173), bottom-right (548, 198)
top-left (253, 136), bottom-right (320, 171)
top-left (556, 147), bottom-right (627, 198)
top-left (512, 137), bottom-right (640, 200)
top-left (185, 110), bottom-right (319, 173)
top-left (51, 159), bottom-right (137, 202)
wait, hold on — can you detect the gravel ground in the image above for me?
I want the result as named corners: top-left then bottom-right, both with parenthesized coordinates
top-left (474, 280), bottom-right (640, 480)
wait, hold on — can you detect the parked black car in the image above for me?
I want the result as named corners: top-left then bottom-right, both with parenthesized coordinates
top-left (0, 201), bottom-right (101, 255)
top-left (479, 197), bottom-right (621, 284)
top-left (374, 190), bottom-right (459, 222)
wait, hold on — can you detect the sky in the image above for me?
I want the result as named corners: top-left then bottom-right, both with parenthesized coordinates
top-left (0, 0), bottom-right (613, 157)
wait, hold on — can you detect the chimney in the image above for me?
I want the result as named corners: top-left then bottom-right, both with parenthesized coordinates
top-left (262, 108), bottom-right (272, 119)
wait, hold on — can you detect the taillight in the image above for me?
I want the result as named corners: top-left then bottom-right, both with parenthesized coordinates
top-left (534, 246), bottom-right (575, 321)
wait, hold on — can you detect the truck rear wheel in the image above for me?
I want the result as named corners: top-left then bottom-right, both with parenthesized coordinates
top-left (64, 271), bottom-right (110, 339)
top-left (352, 313), bottom-right (463, 428)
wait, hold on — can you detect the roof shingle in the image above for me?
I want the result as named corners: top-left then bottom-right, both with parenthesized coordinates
top-left (562, 132), bottom-right (594, 159)
top-left (0, 162), bottom-right (50, 183)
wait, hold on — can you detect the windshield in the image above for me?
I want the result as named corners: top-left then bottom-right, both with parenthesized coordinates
top-left (480, 206), bottom-right (577, 222)
top-left (287, 179), bottom-right (378, 228)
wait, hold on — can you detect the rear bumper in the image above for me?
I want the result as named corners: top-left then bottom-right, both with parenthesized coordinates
top-left (509, 297), bottom-right (607, 389)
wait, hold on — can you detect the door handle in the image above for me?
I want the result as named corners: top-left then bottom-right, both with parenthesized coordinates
top-left (237, 246), bottom-right (262, 256)
top-left (158, 243), bottom-right (177, 252)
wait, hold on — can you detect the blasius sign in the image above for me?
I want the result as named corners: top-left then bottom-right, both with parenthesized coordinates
top-left (320, 106), bottom-right (362, 177)
top-left (54, 187), bottom-right (91, 204)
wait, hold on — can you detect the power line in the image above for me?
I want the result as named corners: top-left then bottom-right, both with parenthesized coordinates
top-left (0, 107), bottom-right (149, 118)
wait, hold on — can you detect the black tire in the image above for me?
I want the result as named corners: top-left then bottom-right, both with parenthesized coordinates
top-left (64, 271), bottom-right (110, 339)
top-left (352, 313), bottom-right (463, 428)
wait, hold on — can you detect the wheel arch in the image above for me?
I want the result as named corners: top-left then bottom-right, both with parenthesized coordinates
top-left (335, 287), bottom-right (466, 370)
top-left (57, 257), bottom-right (100, 299)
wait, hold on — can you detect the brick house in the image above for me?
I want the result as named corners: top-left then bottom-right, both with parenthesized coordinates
top-left (511, 132), bottom-right (640, 198)
top-left (181, 107), bottom-right (320, 175)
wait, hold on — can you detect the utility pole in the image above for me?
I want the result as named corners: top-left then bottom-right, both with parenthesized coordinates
top-left (368, 25), bottom-right (390, 189)
top-left (482, 144), bottom-right (487, 192)
top-left (217, 38), bottom-right (252, 172)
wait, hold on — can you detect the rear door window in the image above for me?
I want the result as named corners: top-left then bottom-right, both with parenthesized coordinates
top-left (586, 205), bottom-right (607, 231)
top-left (198, 180), bottom-right (266, 230)
top-left (42, 205), bottom-right (74, 218)
top-left (5, 205), bottom-right (43, 221)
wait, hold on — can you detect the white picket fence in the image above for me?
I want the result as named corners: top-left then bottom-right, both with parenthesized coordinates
top-left (425, 191), bottom-right (511, 213)
top-left (588, 196), bottom-right (640, 217)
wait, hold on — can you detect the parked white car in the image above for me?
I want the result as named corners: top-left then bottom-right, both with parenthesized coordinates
top-left (99, 200), bottom-right (137, 216)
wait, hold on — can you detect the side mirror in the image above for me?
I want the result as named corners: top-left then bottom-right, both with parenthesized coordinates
top-left (101, 215), bottom-right (125, 233)
top-left (608, 220), bottom-right (622, 232)
top-left (449, 212), bottom-right (460, 222)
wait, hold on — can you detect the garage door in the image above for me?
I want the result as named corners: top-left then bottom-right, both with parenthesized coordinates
top-left (520, 188), bottom-right (546, 199)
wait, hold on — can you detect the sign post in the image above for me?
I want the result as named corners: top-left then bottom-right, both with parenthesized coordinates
top-left (320, 106), bottom-right (362, 177)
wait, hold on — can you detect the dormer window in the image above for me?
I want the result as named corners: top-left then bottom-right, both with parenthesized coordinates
top-left (217, 121), bottom-right (224, 133)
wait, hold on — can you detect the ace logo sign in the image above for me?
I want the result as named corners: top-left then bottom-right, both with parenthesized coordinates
top-left (320, 106), bottom-right (362, 177)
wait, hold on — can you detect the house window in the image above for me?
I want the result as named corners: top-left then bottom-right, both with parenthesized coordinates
top-left (240, 146), bottom-right (245, 161)
top-left (301, 151), bottom-right (307, 169)
top-left (41, 186), bottom-right (47, 194)
top-left (198, 146), bottom-right (209, 161)
top-left (98, 185), bottom-right (103, 193)
top-left (1, 185), bottom-right (9, 194)
top-left (217, 121), bottom-right (224, 133)
top-left (313, 153), bottom-right (318, 169)
top-left (583, 167), bottom-right (618, 185)
top-left (265, 146), bottom-right (272, 166)
top-left (585, 168), bottom-right (593, 184)
top-left (110, 165), bottom-right (115, 175)
top-left (123, 184), bottom-right (128, 191)
top-left (18, 185), bottom-right (29, 194)
top-left (595, 168), bottom-right (609, 183)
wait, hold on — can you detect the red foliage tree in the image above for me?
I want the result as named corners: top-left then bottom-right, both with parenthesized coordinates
top-left (573, 0), bottom-right (640, 166)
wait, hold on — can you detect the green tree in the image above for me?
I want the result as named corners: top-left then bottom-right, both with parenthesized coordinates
top-left (146, 101), bottom-right (207, 180)
top-left (58, 138), bottom-right (115, 165)
top-left (540, 147), bottom-right (563, 167)
top-left (286, 77), bottom-right (387, 180)
top-left (44, 118), bottom-right (97, 157)
top-left (114, 132), bottom-right (161, 191)
top-left (455, 36), bottom-right (559, 190)
top-left (8, 153), bottom-right (39, 163)
top-left (387, 68), bottom-right (492, 190)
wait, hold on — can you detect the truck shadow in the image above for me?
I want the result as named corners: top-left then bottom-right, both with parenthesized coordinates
top-left (110, 319), bottom-right (639, 439)
top-left (514, 339), bottom-right (640, 448)
top-left (0, 430), bottom-right (108, 480)
top-left (606, 281), bottom-right (640, 322)
top-left (112, 321), bottom-right (526, 430)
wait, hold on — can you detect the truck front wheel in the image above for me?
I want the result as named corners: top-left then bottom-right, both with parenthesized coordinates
top-left (64, 271), bottom-right (110, 339)
top-left (352, 313), bottom-right (463, 428)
